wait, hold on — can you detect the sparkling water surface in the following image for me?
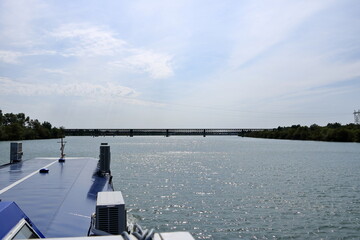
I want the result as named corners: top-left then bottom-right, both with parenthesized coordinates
top-left (1, 136), bottom-right (360, 239)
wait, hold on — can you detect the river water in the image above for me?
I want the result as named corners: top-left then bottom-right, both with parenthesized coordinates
top-left (1, 136), bottom-right (359, 239)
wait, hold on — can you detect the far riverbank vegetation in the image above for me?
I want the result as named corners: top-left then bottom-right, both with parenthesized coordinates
top-left (244, 123), bottom-right (360, 143)
top-left (0, 110), bottom-right (64, 141)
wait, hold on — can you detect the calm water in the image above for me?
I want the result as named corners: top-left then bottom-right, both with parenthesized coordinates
top-left (1, 136), bottom-right (360, 239)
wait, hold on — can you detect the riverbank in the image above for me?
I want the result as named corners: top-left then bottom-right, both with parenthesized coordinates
top-left (245, 123), bottom-right (360, 142)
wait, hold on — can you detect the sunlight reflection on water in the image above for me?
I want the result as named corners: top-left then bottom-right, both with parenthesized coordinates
top-left (1, 136), bottom-right (360, 239)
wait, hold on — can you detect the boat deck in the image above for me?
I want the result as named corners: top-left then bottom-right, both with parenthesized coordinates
top-left (0, 157), bottom-right (112, 238)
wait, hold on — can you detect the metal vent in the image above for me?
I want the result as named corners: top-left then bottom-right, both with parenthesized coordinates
top-left (99, 144), bottom-right (111, 174)
top-left (10, 142), bottom-right (23, 163)
top-left (96, 191), bottom-right (126, 235)
top-left (97, 206), bottom-right (120, 234)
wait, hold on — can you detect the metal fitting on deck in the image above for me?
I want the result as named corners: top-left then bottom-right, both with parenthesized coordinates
top-left (99, 143), bottom-right (111, 175)
top-left (10, 142), bottom-right (23, 164)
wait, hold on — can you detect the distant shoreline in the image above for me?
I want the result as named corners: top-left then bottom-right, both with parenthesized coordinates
top-left (244, 123), bottom-right (360, 143)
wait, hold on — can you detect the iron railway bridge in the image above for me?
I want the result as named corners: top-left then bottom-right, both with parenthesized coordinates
top-left (64, 128), bottom-right (273, 137)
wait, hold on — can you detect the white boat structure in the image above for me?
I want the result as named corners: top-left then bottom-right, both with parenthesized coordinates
top-left (0, 141), bottom-right (194, 240)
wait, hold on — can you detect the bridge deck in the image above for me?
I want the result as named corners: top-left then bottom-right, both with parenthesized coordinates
top-left (0, 157), bottom-right (113, 238)
top-left (65, 128), bottom-right (273, 137)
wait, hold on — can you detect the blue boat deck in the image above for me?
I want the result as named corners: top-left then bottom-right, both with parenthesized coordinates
top-left (0, 157), bottom-right (113, 238)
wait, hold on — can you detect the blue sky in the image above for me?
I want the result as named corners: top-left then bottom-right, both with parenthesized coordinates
top-left (0, 0), bottom-right (359, 128)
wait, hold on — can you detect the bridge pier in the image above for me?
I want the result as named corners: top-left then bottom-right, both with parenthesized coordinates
top-left (129, 129), bottom-right (133, 137)
top-left (203, 129), bottom-right (206, 137)
top-left (238, 130), bottom-right (245, 137)
top-left (166, 129), bottom-right (169, 137)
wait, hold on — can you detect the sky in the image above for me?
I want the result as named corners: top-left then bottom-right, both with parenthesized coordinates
top-left (0, 0), bottom-right (359, 128)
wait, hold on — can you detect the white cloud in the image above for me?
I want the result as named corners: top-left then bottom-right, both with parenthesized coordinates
top-left (0, 49), bottom-right (57, 64)
top-left (110, 50), bottom-right (173, 79)
top-left (179, 0), bottom-right (357, 112)
top-left (51, 23), bottom-right (174, 79)
top-left (0, 77), bottom-right (138, 98)
top-left (232, 53), bottom-right (360, 99)
top-left (51, 23), bottom-right (127, 57)
top-left (0, 0), bottom-right (358, 127)
top-left (42, 68), bottom-right (70, 75)
top-left (0, 0), bottom-right (48, 47)
top-left (0, 50), bottom-right (23, 63)
top-left (228, 0), bottom-right (332, 68)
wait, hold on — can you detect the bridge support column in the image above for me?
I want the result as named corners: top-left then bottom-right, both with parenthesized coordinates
top-left (129, 129), bottom-right (133, 137)
top-left (238, 130), bottom-right (245, 137)
top-left (203, 129), bottom-right (206, 137)
top-left (166, 129), bottom-right (169, 137)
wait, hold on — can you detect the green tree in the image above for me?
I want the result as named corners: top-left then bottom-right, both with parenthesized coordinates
top-left (327, 122), bottom-right (342, 128)
top-left (0, 109), bottom-right (64, 141)
top-left (42, 121), bottom-right (52, 130)
top-left (4, 123), bottom-right (24, 140)
top-left (244, 122), bottom-right (360, 143)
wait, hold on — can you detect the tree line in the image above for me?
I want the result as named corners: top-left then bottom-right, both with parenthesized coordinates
top-left (244, 123), bottom-right (360, 142)
top-left (0, 110), bottom-right (64, 141)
